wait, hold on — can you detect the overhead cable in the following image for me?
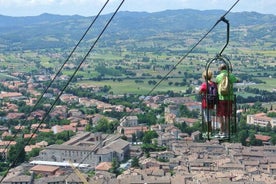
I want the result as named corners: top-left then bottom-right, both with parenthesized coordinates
top-left (62, 0), bottom-right (126, 182)
top-left (63, 0), bottom-right (241, 175)
top-left (119, 0), bottom-right (240, 124)
top-left (0, 0), bottom-right (113, 182)
top-left (144, 0), bottom-right (240, 98)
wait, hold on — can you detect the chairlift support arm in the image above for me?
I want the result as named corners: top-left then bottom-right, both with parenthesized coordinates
top-left (218, 16), bottom-right (230, 55)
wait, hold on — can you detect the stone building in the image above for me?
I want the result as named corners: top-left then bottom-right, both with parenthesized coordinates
top-left (35, 132), bottom-right (130, 168)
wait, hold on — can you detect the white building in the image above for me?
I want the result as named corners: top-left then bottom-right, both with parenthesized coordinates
top-left (247, 112), bottom-right (276, 128)
top-left (120, 116), bottom-right (138, 127)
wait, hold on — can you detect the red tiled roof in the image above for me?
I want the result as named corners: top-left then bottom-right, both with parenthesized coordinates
top-left (25, 145), bottom-right (40, 152)
top-left (0, 141), bottom-right (16, 146)
top-left (0, 92), bottom-right (22, 98)
top-left (123, 126), bottom-right (148, 136)
top-left (95, 162), bottom-right (112, 171)
top-left (30, 165), bottom-right (59, 173)
top-left (1, 131), bottom-right (12, 137)
top-left (38, 128), bottom-right (52, 133)
top-left (14, 125), bottom-right (25, 130)
top-left (255, 134), bottom-right (271, 142)
top-left (6, 113), bottom-right (25, 119)
top-left (24, 133), bottom-right (37, 139)
top-left (31, 123), bottom-right (47, 129)
top-left (52, 125), bottom-right (76, 133)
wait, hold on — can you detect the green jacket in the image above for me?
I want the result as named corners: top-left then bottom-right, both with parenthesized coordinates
top-left (216, 70), bottom-right (238, 101)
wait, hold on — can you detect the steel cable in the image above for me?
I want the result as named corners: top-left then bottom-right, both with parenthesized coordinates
top-left (61, 0), bottom-right (241, 178)
top-left (0, 0), bottom-right (114, 182)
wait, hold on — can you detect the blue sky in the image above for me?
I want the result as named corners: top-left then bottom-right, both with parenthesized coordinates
top-left (0, 0), bottom-right (275, 17)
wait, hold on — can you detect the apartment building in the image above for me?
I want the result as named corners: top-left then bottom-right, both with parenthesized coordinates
top-left (247, 112), bottom-right (276, 128)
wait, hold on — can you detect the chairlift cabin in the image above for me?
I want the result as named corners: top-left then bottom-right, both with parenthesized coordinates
top-left (201, 55), bottom-right (237, 142)
top-left (200, 17), bottom-right (237, 142)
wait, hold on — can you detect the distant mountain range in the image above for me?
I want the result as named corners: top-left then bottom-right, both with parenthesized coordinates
top-left (0, 9), bottom-right (275, 51)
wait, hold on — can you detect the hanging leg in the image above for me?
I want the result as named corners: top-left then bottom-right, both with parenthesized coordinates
top-left (218, 116), bottom-right (224, 134)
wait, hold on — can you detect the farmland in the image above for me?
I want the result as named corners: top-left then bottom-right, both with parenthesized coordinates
top-left (0, 10), bottom-right (275, 100)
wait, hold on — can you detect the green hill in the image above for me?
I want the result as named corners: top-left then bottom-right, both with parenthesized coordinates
top-left (0, 10), bottom-right (275, 51)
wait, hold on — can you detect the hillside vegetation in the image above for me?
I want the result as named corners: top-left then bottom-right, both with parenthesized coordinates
top-left (0, 9), bottom-right (275, 97)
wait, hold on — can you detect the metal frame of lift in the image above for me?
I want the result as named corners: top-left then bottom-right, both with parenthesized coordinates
top-left (201, 17), bottom-right (237, 142)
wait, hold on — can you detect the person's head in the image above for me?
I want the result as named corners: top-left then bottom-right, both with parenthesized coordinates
top-left (202, 70), bottom-right (212, 80)
top-left (219, 64), bottom-right (227, 71)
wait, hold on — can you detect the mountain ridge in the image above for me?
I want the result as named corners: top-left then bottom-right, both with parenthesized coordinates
top-left (0, 9), bottom-right (275, 51)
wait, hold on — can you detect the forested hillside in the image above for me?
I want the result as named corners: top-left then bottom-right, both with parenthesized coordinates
top-left (0, 9), bottom-right (275, 51)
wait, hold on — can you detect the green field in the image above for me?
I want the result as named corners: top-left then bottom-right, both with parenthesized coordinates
top-left (78, 78), bottom-right (189, 95)
top-left (251, 77), bottom-right (276, 91)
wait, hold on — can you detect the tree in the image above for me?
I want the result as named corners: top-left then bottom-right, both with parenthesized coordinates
top-left (138, 112), bottom-right (157, 126)
top-left (266, 122), bottom-right (272, 132)
top-left (8, 139), bottom-right (26, 166)
top-left (102, 85), bottom-right (111, 93)
top-left (131, 133), bottom-right (137, 143)
top-left (93, 118), bottom-right (119, 134)
top-left (110, 158), bottom-right (120, 175)
top-left (267, 112), bottom-right (276, 118)
top-left (131, 157), bottom-right (140, 168)
top-left (56, 130), bottom-right (75, 142)
top-left (27, 148), bottom-right (41, 161)
top-left (94, 118), bottom-right (109, 132)
top-left (142, 130), bottom-right (158, 144)
top-left (36, 131), bottom-right (56, 145)
top-left (179, 104), bottom-right (199, 118)
top-left (249, 134), bottom-right (263, 146)
top-left (85, 124), bottom-right (92, 132)
top-left (0, 162), bottom-right (9, 173)
top-left (174, 122), bottom-right (187, 133)
top-left (238, 130), bottom-right (248, 146)
top-left (249, 134), bottom-right (257, 146)
top-left (270, 135), bottom-right (276, 145)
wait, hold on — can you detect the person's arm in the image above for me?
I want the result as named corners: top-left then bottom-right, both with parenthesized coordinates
top-left (230, 73), bottom-right (239, 83)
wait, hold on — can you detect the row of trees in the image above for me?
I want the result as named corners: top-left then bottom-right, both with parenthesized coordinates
top-left (237, 87), bottom-right (276, 103)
